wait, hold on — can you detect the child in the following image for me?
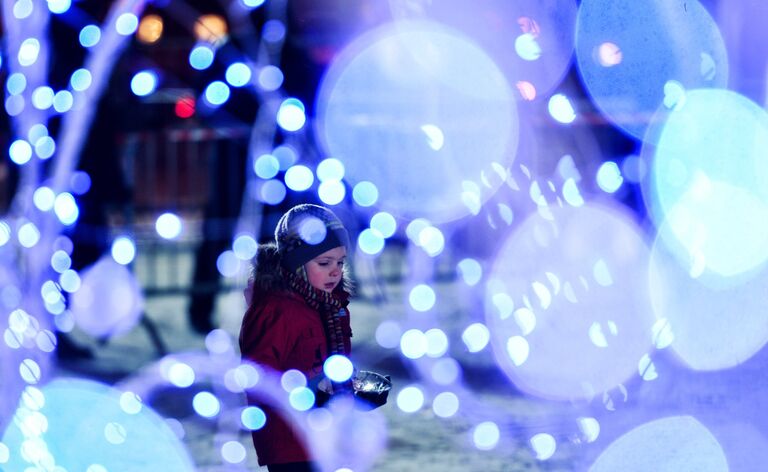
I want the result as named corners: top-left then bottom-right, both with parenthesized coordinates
top-left (239, 204), bottom-right (354, 472)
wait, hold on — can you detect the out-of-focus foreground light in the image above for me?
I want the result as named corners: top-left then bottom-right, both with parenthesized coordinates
top-left (137, 14), bottom-right (164, 44)
top-left (194, 14), bottom-right (228, 45)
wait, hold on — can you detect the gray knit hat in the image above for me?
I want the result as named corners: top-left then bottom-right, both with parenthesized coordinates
top-left (275, 204), bottom-right (350, 271)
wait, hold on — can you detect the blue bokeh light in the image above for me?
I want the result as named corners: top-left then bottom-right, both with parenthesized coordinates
top-left (272, 145), bottom-right (298, 170)
top-left (51, 250), bottom-right (72, 273)
top-left (432, 391), bottom-right (460, 418)
top-left (277, 98), bottom-right (306, 132)
top-left (258, 179), bottom-right (287, 204)
top-left (54, 193), bottom-right (79, 226)
top-left (352, 181), bottom-right (379, 207)
top-left (156, 212), bottom-right (183, 239)
top-left (370, 212), bottom-right (396, 238)
top-left (9, 140), bottom-right (33, 165)
top-left (79, 25), bottom-right (102, 48)
top-left (18, 38), bottom-right (40, 66)
top-left (111, 236), bottom-right (137, 265)
top-left (70, 171), bottom-right (92, 195)
top-left (33, 187), bottom-right (56, 211)
top-left (357, 228), bottom-right (385, 255)
top-left (48, 0), bottom-right (71, 14)
top-left (131, 70), bottom-right (158, 97)
top-left (216, 250), bottom-right (240, 277)
top-left (323, 354), bottom-right (354, 382)
top-left (253, 153), bottom-right (280, 179)
top-left (575, 0), bottom-right (728, 141)
top-left (116, 13), bottom-right (139, 36)
top-left (258, 65), bottom-right (284, 91)
top-left (288, 387), bottom-right (315, 411)
top-left (318, 180), bottom-right (345, 206)
top-left (263, 20), bottom-right (286, 43)
top-left (225, 62), bottom-right (251, 87)
top-left (316, 158), bottom-right (345, 182)
top-left (53, 90), bottom-right (74, 113)
top-left (71, 68), bottom-right (93, 91)
top-left (284, 165), bottom-right (314, 191)
top-left (192, 392), bottom-right (220, 418)
top-left (596, 161), bottom-right (623, 193)
top-left (13, 0), bottom-right (33, 18)
top-left (204, 81), bottom-right (230, 106)
top-left (409, 284), bottom-right (436, 312)
top-left (242, 0), bottom-right (266, 8)
top-left (32, 86), bottom-right (55, 110)
top-left (241, 406), bottom-right (266, 430)
top-left (457, 258), bottom-right (482, 286)
top-left (548, 93), bottom-right (576, 124)
top-left (317, 21), bottom-right (518, 222)
top-left (473, 421), bottom-right (500, 451)
top-left (233, 234), bottom-right (258, 260)
top-left (189, 45), bottom-right (215, 70)
top-left (7, 73), bottom-right (27, 95)
top-left (396, 385), bottom-right (424, 413)
top-left (462, 323), bottom-right (490, 352)
top-left (5, 95), bottom-right (24, 116)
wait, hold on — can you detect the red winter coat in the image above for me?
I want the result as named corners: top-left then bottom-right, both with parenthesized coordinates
top-left (239, 243), bottom-right (352, 466)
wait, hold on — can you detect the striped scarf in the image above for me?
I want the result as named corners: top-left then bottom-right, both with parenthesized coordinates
top-left (282, 267), bottom-right (350, 359)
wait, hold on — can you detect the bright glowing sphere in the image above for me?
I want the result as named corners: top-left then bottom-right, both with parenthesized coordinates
top-left (575, 0), bottom-right (728, 141)
top-left (409, 284), bottom-right (436, 311)
top-left (318, 180), bottom-right (345, 206)
top-left (53, 90), bottom-right (74, 113)
top-left (155, 213), bottom-right (182, 239)
top-left (273, 145), bottom-right (297, 169)
top-left (32, 86), bottom-right (54, 110)
top-left (70, 257), bottom-right (144, 337)
top-left (590, 416), bottom-right (727, 472)
top-left (548, 93), bottom-right (576, 123)
top-left (352, 181), bottom-right (378, 207)
top-left (289, 387), bottom-right (315, 411)
top-left (13, 0), bottom-right (33, 18)
top-left (225, 62), bottom-right (251, 87)
top-left (7, 73), bottom-right (27, 95)
top-left (241, 406), bottom-right (266, 430)
top-left (130, 71), bottom-right (158, 97)
top-left (18, 38), bottom-right (40, 66)
top-left (71, 69), bottom-right (92, 91)
top-left (284, 165), bottom-right (314, 191)
top-left (253, 153), bottom-right (280, 179)
top-left (317, 158), bottom-right (345, 182)
top-left (277, 98), bottom-right (306, 132)
top-left (54, 192), bottom-right (79, 225)
top-left (189, 45), bottom-right (215, 71)
top-left (258, 65), bottom-right (283, 91)
top-left (204, 81), bottom-right (230, 106)
top-left (232, 234), bottom-right (258, 260)
top-left (243, 0), bottom-right (266, 8)
top-left (116, 13), bottom-right (140, 36)
top-left (192, 391), bottom-right (220, 418)
top-left (194, 14), bottom-right (228, 44)
top-left (79, 25), bottom-right (101, 47)
top-left (317, 21), bottom-right (518, 222)
top-left (357, 228), bottom-right (385, 255)
top-left (167, 362), bottom-right (195, 388)
top-left (597, 161), bottom-right (623, 193)
top-left (396, 386), bottom-right (424, 413)
top-left (457, 258), bottom-right (483, 285)
top-left (324, 355), bottom-right (354, 382)
top-left (645, 89), bottom-right (768, 279)
top-left (473, 422), bottom-right (500, 451)
top-left (263, 20), bottom-right (286, 43)
top-left (33, 186), bottom-right (54, 209)
top-left (9, 140), bottom-right (33, 165)
top-left (462, 323), bottom-right (490, 352)
top-left (400, 329), bottom-right (427, 359)
top-left (432, 392), bottom-right (459, 418)
top-left (111, 236), bottom-right (136, 265)
top-left (48, 0), bottom-right (71, 14)
top-left (486, 202), bottom-right (655, 400)
top-left (370, 212), bottom-right (396, 238)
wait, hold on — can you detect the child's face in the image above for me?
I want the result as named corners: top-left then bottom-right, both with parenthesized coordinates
top-left (305, 246), bottom-right (347, 293)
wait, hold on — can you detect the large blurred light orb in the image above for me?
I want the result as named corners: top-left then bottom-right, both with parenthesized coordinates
top-left (7, 73), bottom-right (27, 95)
top-left (9, 140), bottom-right (33, 165)
top-left (473, 422), bottom-right (500, 451)
top-left (32, 86), bottom-right (54, 110)
top-left (71, 68), bottom-right (92, 91)
top-left (324, 355), bottom-right (354, 382)
top-left (257, 65), bottom-right (283, 91)
top-left (389, 0), bottom-right (578, 99)
top-left (111, 236), bottom-right (136, 265)
top-left (575, 0), bottom-right (728, 141)
top-left (644, 89), bottom-right (768, 279)
top-left (194, 14), bottom-right (228, 45)
top-left (48, 0), bottom-right (71, 14)
top-left (648, 231), bottom-right (768, 371)
top-left (317, 21), bottom-right (518, 223)
top-left (53, 90), bottom-right (74, 113)
top-left (192, 392), bottom-right (220, 418)
top-left (1, 379), bottom-right (194, 470)
top-left (590, 416), bottom-right (727, 472)
top-left (352, 181), bottom-right (379, 207)
top-left (284, 165), bottom-right (313, 191)
top-left (396, 386), bottom-right (424, 413)
top-left (18, 38), bottom-right (40, 66)
top-left (486, 202), bottom-right (654, 400)
top-left (225, 62), bottom-right (251, 87)
top-left (204, 81), bottom-right (230, 106)
top-left (70, 257), bottom-right (143, 337)
top-left (189, 45), bottom-right (215, 71)
top-left (318, 181), bottom-right (345, 206)
top-left (14, 0), bottom-right (33, 18)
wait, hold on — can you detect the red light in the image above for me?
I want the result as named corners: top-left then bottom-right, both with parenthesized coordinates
top-left (175, 96), bottom-right (195, 118)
